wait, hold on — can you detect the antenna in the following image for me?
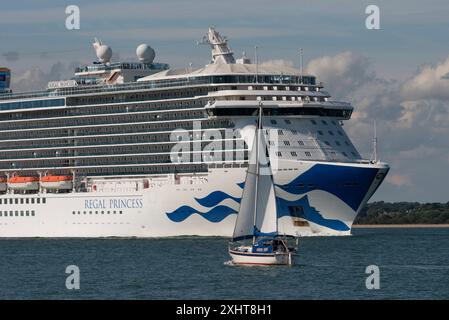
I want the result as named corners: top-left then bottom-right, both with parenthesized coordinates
top-left (299, 48), bottom-right (304, 84)
top-left (370, 120), bottom-right (378, 163)
top-left (254, 45), bottom-right (259, 83)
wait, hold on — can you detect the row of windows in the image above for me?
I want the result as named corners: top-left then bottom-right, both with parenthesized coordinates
top-left (0, 198), bottom-right (46, 205)
top-left (311, 119), bottom-right (339, 126)
top-left (0, 119), bottom-right (232, 141)
top-left (0, 99), bottom-right (206, 123)
top-left (0, 110), bottom-right (206, 132)
top-left (0, 128), bottom-right (233, 151)
top-left (72, 210), bottom-right (123, 215)
top-left (0, 99), bottom-right (65, 111)
top-left (0, 210), bottom-right (35, 217)
top-left (0, 140), bottom-right (245, 160)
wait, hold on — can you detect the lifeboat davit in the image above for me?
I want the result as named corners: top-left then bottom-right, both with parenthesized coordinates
top-left (0, 177), bottom-right (7, 192)
top-left (40, 175), bottom-right (73, 190)
top-left (8, 176), bottom-right (40, 190)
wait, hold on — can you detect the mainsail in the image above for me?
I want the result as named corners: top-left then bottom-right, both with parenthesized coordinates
top-left (231, 109), bottom-right (278, 242)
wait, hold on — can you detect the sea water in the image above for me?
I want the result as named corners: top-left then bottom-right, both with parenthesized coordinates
top-left (0, 228), bottom-right (448, 299)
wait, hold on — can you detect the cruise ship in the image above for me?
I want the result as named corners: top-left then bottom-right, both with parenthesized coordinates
top-left (0, 28), bottom-right (389, 237)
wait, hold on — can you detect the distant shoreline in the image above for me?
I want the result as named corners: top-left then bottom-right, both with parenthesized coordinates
top-left (353, 224), bottom-right (449, 228)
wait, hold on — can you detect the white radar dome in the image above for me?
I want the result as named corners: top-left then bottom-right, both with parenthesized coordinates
top-left (136, 44), bottom-right (155, 64)
top-left (96, 45), bottom-right (112, 63)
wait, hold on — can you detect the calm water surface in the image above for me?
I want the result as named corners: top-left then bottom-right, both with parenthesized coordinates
top-left (0, 228), bottom-right (448, 299)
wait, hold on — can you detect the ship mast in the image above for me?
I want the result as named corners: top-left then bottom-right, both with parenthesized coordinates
top-left (252, 104), bottom-right (262, 244)
top-left (199, 27), bottom-right (235, 64)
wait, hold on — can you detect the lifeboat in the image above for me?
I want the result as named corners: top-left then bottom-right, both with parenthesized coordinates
top-left (0, 177), bottom-right (7, 192)
top-left (40, 175), bottom-right (73, 190)
top-left (8, 176), bottom-right (40, 190)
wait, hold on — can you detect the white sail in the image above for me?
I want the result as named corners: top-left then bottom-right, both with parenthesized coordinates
top-left (231, 126), bottom-right (258, 241)
top-left (254, 168), bottom-right (277, 237)
top-left (231, 121), bottom-right (278, 241)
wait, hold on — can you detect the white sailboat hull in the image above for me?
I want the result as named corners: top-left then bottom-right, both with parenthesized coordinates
top-left (229, 249), bottom-right (293, 265)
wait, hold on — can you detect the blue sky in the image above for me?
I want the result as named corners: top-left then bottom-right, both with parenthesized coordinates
top-left (1, 0), bottom-right (449, 202)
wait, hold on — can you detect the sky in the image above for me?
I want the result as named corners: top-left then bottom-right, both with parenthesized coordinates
top-left (0, 0), bottom-right (449, 203)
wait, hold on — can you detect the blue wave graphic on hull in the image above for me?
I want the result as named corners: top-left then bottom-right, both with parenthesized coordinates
top-left (195, 191), bottom-right (241, 207)
top-left (277, 195), bottom-right (350, 231)
top-left (276, 164), bottom-right (378, 211)
top-left (166, 205), bottom-right (237, 223)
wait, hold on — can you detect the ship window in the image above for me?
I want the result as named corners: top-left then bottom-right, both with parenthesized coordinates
top-left (305, 151), bottom-right (311, 157)
top-left (324, 141), bottom-right (330, 146)
top-left (119, 211), bottom-right (123, 214)
top-left (351, 151), bottom-right (357, 156)
top-left (20, 198), bottom-right (24, 204)
top-left (335, 141), bottom-right (341, 146)
top-left (342, 152), bottom-right (348, 157)
top-left (9, 211), bottom-right (12, 215)
top-left (36, 198), bottom-right (40, 204)
top-left (15, 211), bottom-right (18, 216)
top-left (0, 199), bottom-right (2, 204)
top-left (31, 211), bottom-right (35, 216)
top-left (276, 152), bottom-right (282, 157)
top-left (328, 131), bottom-right (334, 136)
top-left (292, 130), bottom-right (298, 135)
top-left (338, 131), bottom-right (343, 136)
top-left (9, 199), bottom-right (12, 204)
top-left (332, 120), bottom-right (337, 125)
top-left (26, 198), bottom-right (29, 204)
top-left (43, 198), bottom-right (46, 204)
top-left (321, 120), bottom-right (328, 125)
top-left (291, 151), bottom-right (298, 156)
top-left (317, 131), bottom-right (323, 135)
top-left (26, 211), bottom-right (29, 216)
top-left (298, 141), bottom-right (304, 146)
top-left (20, 211), bottom-right (24, 216)
top-left (310, 120), bottom-right (317, 125)
top-left (284, 141), bottom-right (290, 146)
top-left (278, 130), bottom-right (284, 135)
top-left (0, 212), bottom-right (2, 217)
top-left (14, 199), bottom-right (18, 204)
top-left (285, 119), bottom-right (291, 124)
top-left (288, 206), bottom-right (304, 218)
top-left (271, 120), bottom-right (277, 125)
top-left (31, 198), bottom-right (34, 204)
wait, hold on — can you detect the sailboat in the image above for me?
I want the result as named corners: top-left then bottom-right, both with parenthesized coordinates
top-left (228, 106), bottom-right (298, 266)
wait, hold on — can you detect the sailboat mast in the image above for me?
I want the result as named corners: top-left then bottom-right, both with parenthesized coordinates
top-left (252, 105), bottom-right (262, 245)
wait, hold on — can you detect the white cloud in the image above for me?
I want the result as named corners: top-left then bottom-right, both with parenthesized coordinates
top-left (401, 56), bottom-right (449, 100)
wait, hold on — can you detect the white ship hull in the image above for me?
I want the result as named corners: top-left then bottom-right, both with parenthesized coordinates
top-left (0, 161), bottom-right (387, 238)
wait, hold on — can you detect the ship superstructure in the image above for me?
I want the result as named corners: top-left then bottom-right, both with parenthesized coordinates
top-left (0, 27), bottom-right (388, 237)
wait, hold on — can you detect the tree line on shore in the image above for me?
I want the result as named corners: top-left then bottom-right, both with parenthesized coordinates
top-left (354, 201), bottom-right (449, 224)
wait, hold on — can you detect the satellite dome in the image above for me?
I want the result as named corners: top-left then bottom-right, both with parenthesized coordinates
top-left (136, 44), bottom-right (155, 64)
top-left (96, 45), bottom-right (112, 63)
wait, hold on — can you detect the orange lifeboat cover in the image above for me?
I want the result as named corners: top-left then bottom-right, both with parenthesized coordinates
top-left (8, 176), bottom-right (39, 183)
top-left (41, 175), bottom-right (72, 182)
